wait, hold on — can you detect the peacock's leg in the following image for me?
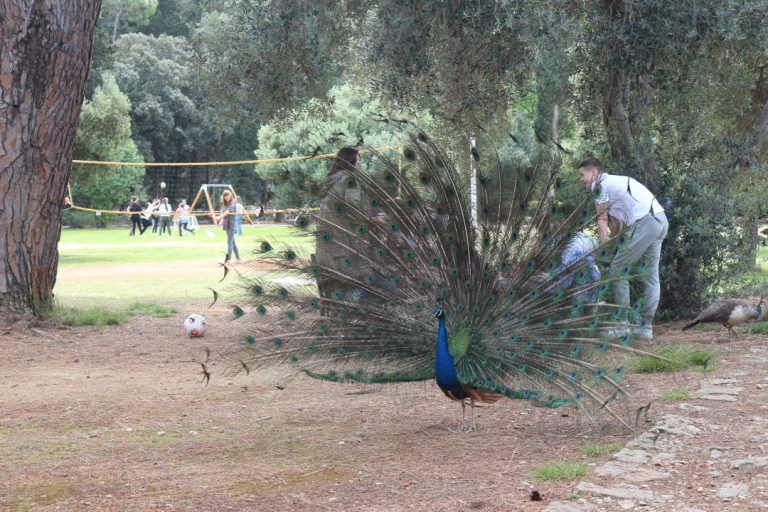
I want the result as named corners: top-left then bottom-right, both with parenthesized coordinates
top-left (469, 398), bottom-right (477, 432)
top-left (448, 400), bottom-right (476, 433)
top-left (448, 400), bottom-right (467, 433)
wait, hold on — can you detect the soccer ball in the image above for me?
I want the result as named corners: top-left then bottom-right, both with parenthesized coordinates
top-left (184, 314), bottom-right (207, 337)
top-left (160, 181), bottom-right (167, 189)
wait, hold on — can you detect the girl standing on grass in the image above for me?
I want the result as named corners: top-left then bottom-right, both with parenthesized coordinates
top-left (217, 190), bottom-right (240, 262)
top-left (157, 197), bottom-right (173, 237)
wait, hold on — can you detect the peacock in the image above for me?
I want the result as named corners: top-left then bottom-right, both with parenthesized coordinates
top-left (212, 132), bottom-right (658, 432)
top-left (682, 298), bottom-right (766, 340)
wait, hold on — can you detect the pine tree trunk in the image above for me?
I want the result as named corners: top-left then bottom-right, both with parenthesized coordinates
top-left (0, 0), bottom-right (102, 324)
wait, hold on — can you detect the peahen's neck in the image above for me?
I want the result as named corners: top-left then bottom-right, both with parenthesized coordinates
top-left (435, 315), bottom-right (459, 388)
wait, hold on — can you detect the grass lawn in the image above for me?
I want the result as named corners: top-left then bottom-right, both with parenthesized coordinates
top-left (55, 223), bottom-right (312, 309)
top-left (58, 223), bottom-right (308, 266)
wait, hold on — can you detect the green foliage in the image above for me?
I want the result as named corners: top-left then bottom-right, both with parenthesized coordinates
top-left (111, 33), bottom-right (200, 163)
top-left (662, 388), bottom-right (693, 401)
top-left (72, 73), bottom-right (145, 212)
top-left (631, 344), bottom-right (716, 373)
top-left (254, 83), bottom-right (432, 207)
top-left (62, 210), bottom-right (99, 229)
top-left (193, 2), bottom-right (359, 121)
top-left (582, 441), bottom-right (623, 457)
top-left (101, 0), bottom-right (159, 42)
top-left (147, 0), bottom-right (201, 37)
top-left (532, 462), bottom-right (587, 481)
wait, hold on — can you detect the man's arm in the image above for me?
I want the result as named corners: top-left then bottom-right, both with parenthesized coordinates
top-left (596, 202), bottom-right (610, 244)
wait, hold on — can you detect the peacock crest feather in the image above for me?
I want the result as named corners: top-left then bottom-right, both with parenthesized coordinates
top-left (212, 132), bottom-right (660, 430)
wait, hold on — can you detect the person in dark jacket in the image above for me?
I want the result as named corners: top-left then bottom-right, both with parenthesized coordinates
top-left (127, 196), bottom-right (144, 236)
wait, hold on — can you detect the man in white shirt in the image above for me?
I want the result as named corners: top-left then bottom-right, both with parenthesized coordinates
top-left (577, 157), bottom-right (669, 340)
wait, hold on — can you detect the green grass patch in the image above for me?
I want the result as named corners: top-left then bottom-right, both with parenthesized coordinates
top-left (45, 305), bottom-right (127, 326)
top-left (125, 301), bottom-right (178, 318)
top-left (44, 301), bottom-right (180, 326)
top-left (662, 387), bottom-right (692, 401)
top-left (631, 344), bottom-right (716, 373)
top-left (532, 462), bottom-right (587, 481)
top-left (582, 441), bottom-right (622, 457)
top-left (2, 478), bottom-right (70, 511)
top-left (746, 321), bottom-right (768, 335)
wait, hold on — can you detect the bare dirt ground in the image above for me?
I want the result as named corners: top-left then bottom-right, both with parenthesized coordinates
top-left (2, 312), bottom-right (768, 511)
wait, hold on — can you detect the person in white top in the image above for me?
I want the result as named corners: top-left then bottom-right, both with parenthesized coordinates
top-left (577, 157), bottom-right (669, 340)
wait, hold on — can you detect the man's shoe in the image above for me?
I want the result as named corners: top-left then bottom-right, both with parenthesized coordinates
top-left (636, 325), bottom-right (653, 340)
top-left (601, 322), bottom-right (630, 338)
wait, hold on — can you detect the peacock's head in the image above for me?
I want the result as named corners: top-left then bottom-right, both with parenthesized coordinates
top-left (433, 305), bottom-right (444, 319)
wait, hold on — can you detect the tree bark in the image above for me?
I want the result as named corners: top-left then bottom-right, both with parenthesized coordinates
top-left (0, 0), bottom-right (102, 322)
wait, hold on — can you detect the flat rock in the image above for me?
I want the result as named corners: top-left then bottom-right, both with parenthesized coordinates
top-left (626, 432), bottom-right (663, 451)
top-left (652, 415), bottom-right (702, 437)
top-left (613, 448), bottom-right (649, 464)
top-left (543, 501), bottom-right (594, 512)
top-left (575, 482), bottom-right (672, 504)
top-left (705, 378), bottom-right (739, 385)
top-left (717, 482), bottom-right (748, 499)
top-left (730, 456), bottom-right (768, 469)
top-left (595, 461), bottom-right (671, 482)
top-left (678, 403), bottom-right (709, 412)
top-left (694, 392), bottom-right (740, 402)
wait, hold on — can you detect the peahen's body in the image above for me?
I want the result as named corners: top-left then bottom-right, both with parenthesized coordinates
top-left (216, 133), bottom-right (657, 431)
top-left (682, 298), bottom-right (765, 340)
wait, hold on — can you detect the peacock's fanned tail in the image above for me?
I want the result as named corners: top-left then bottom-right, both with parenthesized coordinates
top-left (219, 132), bottom-right (656, 427)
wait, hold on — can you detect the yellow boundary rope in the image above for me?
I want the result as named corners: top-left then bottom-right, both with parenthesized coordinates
top-left (71, 146), bottom-right (401, 167)
top-left (67, 146), bottom-right (402, 216)
top-left (68, 204), bottom-right (319, 217)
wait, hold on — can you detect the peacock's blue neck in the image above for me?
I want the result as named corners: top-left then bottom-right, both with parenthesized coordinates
top-left (435, 315), bottom-right (459, 388)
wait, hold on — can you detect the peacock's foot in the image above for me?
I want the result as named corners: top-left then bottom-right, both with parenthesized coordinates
top-left (447, 400), bottom-right (477, 433)
top-left (447, 422), bottom-right (476, 433)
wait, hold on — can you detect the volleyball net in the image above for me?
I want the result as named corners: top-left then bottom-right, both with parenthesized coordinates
top-left (66, 146), bottom-right (402, 223)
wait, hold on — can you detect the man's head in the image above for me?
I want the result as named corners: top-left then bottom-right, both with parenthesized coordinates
top-left (577, 157), bottom-right (602, 190)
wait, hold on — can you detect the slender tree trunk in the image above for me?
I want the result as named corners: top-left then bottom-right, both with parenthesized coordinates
top-left (0, 0), bottom-right (102, 324)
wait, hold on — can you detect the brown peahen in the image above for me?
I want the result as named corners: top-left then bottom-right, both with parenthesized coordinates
top-left (682, 298), bottom-right (766, 340)
top-left (212, 132), bottom-right (659, 432)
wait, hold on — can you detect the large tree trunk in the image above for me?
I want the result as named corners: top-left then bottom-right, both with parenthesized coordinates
top-left (0, 0), bottom-right (102, 324)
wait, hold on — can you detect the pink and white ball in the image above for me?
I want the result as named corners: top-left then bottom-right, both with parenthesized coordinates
top-left (185, 314), bottom-right (208, 337)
